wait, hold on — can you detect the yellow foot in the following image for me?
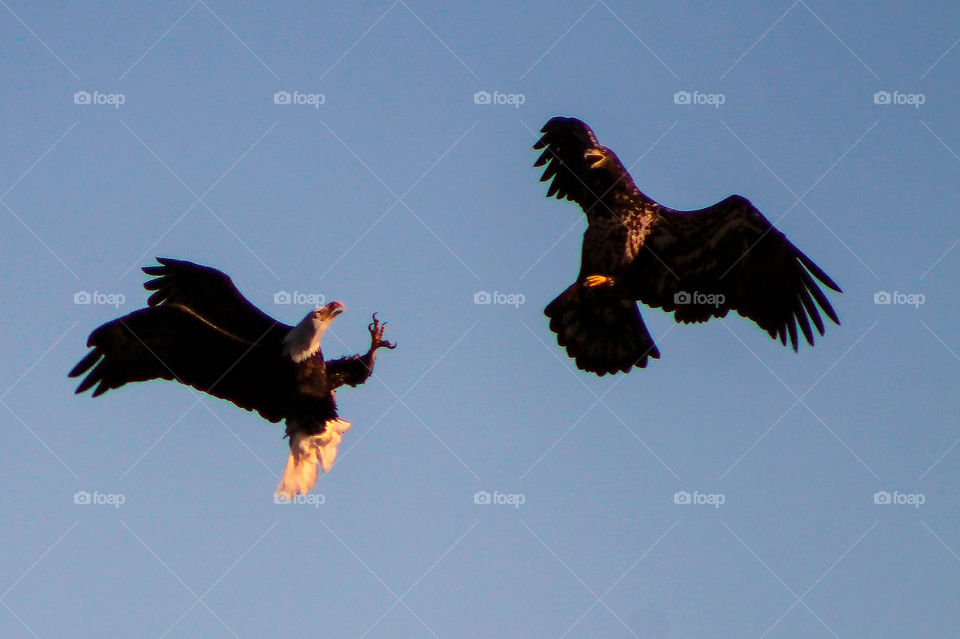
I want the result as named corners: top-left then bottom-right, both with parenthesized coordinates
top-left (584, 274), bottom-right (615, 288)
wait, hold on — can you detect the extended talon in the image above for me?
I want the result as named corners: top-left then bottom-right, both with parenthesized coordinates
top-left (368, 313), bottom-right (396, 350)
top-left (584, 274), bottom-right (615, 288)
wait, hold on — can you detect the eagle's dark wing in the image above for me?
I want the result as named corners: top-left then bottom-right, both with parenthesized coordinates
top-left (635, 195), bottom-right (842, 350)
top-left (142, 257), bottom-right (291, 343)
top-left (533, 116), bottom-right (637, 213)
top-left (69, 305), bottom-right (297, 422)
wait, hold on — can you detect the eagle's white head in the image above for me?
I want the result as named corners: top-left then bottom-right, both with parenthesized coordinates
top-left (282, 301), bottom-right (344, 363)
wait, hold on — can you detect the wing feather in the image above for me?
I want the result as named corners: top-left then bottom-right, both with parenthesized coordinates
top-left (533, 117), bottom-right (635, 213)
top-left (69, 306), bottom-right (294, 422)
top-left (142, 257), bottom-right (291, 344)
top-left (634, 195), bottom-right (842, 350)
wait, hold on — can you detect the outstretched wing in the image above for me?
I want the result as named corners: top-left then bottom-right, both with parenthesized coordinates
top-left (69, 305), bottom-right (295, 422)
top-left (635, 195), bottom-right (842, 350)
top-left (533, 116), bottom-right (637, 213)
top-left (142, 257), bottom-right (291, 344)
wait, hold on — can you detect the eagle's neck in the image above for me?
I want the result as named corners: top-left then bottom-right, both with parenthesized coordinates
top-left (283, 320), bottom-right (327, 363)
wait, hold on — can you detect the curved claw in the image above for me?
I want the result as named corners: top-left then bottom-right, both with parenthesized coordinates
top-left (367, 312), bottom-right (395, 350)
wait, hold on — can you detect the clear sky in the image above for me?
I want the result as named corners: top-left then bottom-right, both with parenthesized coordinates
top-left (2, 1), bottom-right (959, 637)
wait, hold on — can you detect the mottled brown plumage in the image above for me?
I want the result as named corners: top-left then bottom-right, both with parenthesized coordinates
top-left (534, 117), bottom-right (842, 375)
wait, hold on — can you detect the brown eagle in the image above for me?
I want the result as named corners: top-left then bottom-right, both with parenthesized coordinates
top-left (69, 258), bottom-right (395, 498)
top-left (533, 117), bottom-right (841, 375)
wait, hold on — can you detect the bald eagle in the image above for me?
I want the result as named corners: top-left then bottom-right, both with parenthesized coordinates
top-left (533, 117), bottom-right (842, 375)
top-left (69, 258), bottom-right (395, 498)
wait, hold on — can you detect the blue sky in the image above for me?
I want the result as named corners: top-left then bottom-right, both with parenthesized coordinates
top-left (2, 1), bottom-right (959, 637)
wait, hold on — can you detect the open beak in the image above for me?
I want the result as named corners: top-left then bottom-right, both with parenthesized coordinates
top-left (327, 301), bottom-right (345, 318)
top-left (584, 148), bottom-right (606, 169)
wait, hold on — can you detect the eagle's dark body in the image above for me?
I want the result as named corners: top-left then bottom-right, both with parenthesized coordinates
top-left (534, 117), bottom-right (842, 375)
top-left (69, 257), bottom-right (394, 496)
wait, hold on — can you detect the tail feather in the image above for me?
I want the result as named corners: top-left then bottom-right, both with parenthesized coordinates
top-left (545, 283), bottom-right (660, 376)
top-left (275, 418), bottom-right (351, 499)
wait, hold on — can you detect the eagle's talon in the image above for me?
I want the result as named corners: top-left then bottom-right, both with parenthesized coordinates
top-left (584, 274), bottom-right (615, 288)
top-left (368, 313), bottom-right (394, 350)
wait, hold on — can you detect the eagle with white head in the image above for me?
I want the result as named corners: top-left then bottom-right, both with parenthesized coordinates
top-left (69, 258), bottom-right (395, 498)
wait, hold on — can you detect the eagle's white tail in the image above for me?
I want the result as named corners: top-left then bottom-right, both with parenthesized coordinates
top-left (276, 418), bottom-right (352, 499)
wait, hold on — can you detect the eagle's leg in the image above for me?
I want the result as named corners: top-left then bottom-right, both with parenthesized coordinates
top-left (367, 313), bottom-right (396, 351)
top-left (584, 274), bottom-right (616, 288)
